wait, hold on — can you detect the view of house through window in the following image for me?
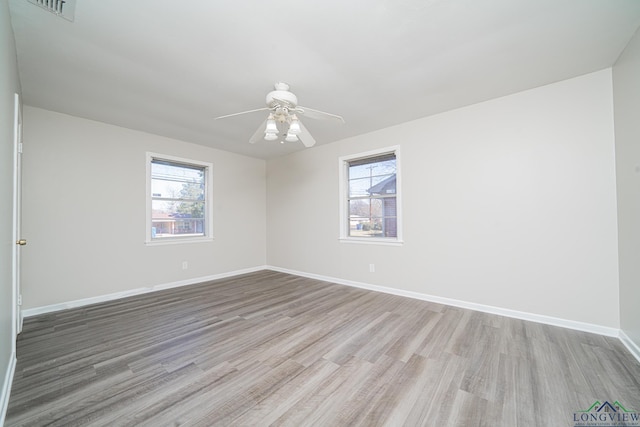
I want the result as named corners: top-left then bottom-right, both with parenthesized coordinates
top-left (149, 157), bottom-right (208, 240)
top-left (346, 151), bottom-right (398, 239)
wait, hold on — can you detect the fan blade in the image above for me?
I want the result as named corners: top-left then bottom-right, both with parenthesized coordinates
top-left (296, 106), bottom-right (345, 123)
top-left (215, 107), bottom-right (269, 120)
top-left (249, 119), bottom-right (267, 144)
top-left (298, 121), bottom-right (316, 148)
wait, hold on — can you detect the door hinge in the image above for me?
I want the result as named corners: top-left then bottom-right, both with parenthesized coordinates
top-left (17, 294), bottom-right (22, 305)
top-left (18, 142), bottom-right (23, 153)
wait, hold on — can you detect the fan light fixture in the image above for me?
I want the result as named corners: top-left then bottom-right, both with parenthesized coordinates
top-left (285, 133), bottom-right (299, 142)
top-left (265, 115), bottom-right (278, 132)
top-left (264, 114), bottom-right (278, 140)
top-left (263, 113), bottom-right (302, 143)
top-left (215, 82), bottom-right (345, 148)
top-left (288, 116), bottom-right (301, 135)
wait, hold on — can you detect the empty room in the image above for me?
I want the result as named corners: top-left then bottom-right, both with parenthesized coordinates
top-left (1, 0), bottom-right (640, 425)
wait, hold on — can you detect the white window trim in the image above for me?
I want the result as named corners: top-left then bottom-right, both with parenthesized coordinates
top-left (145, 152), bottom-right (214, 245)
top-left (338, 145), bottom-right (403, 246)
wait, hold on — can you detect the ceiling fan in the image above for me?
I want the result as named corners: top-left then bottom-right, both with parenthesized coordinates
top-left (215, 82), bottom-right (344, 147)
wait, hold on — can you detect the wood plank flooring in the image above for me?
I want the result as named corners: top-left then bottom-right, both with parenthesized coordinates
top-left (6, 270), bottom-right (640, 426)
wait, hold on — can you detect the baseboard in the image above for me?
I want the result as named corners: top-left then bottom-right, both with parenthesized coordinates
top-left (267, 265), bottom-right (620, 338)
top-left (0, 352), bottom-right (16, 426)
top-left (619, 330), bottom-right (640, 364)
top-left (22, 265), bottom-right (268, 318)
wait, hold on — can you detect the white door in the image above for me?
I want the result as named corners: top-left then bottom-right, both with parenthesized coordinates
top-left (12, 93), bottom-right (23, 336)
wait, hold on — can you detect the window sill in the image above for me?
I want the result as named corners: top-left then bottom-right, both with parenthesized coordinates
top-left (145, 236), bottom-right (214, 246)
top-left (339, 237), bottom-right (404, 247)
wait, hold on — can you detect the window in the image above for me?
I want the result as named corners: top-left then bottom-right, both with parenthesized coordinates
top-left (146, 153), bottom-right (213, 244)
top-left (339, 146), bottom-right (402, 244)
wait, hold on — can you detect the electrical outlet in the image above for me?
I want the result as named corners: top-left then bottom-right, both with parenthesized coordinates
top-left (182, 261), bottom-right (188, 270)
top-left (369, 263), bottom-right (375, 273)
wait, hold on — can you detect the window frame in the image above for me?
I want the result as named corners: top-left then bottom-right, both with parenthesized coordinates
top-left (145, 152), bottom-right (214, 245)
top-left (338, 146), bottom-right (403, 246)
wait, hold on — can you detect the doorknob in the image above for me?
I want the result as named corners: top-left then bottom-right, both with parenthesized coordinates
top-left (16, 239), bottom-right (27, 246)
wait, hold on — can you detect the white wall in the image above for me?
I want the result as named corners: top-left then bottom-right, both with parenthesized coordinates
top-left (21, 106), bottom-right (266, 309)
top-left (267, 69), bottom-right (620, 328)
top-left (1, 0), bottom-right (22, 421)
top-left (613, 28), bottom-right (640, 351)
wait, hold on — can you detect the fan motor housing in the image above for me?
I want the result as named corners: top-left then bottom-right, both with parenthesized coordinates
top-left (266, 89), bottom-right (298, 109)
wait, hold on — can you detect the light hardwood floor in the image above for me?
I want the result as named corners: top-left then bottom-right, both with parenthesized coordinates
top-left (6, 270), bottom-right (640, 426)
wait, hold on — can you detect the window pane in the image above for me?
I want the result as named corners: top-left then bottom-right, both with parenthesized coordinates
top-left (348, 216), bottom-right (397, 238)
top-left (348, 158), bottom-right (396, 179)
top-left (349, 199), bottom-right (370, 217)
top-left (348, 155), bottom-right (396, 201)
top-left (151, 199), bottom-right (205, 238)
top-left (151, 160), bottom-right (205, 202)
top-left (382, 216), bottom-right (398, 238)
top-left (151, 161), bottom-right (204, 183)
top-left (151, 178), bottom-right (204, 201)
top-left (348, 197), bottom-right (397, 238)
top-left (348, 175), bottom-right (395, 198)
top-left (349, 198), bottom-right (383, 217)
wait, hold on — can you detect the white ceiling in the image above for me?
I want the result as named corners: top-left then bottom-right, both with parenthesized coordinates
top-left (8, 0), bottom-right (640, 159)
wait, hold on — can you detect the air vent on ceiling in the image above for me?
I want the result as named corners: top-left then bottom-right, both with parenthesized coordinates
top-left (27, 0), bottom-right (76, 22)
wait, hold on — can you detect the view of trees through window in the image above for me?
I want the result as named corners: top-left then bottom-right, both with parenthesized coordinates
top-left (150, 159), bottom-right (206, 239)
top-left (347, 153), bottom-right (397, 238)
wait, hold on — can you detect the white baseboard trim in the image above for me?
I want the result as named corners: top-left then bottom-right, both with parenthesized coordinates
top-left (267, 266), bottom-right (621, 338)
top-left (619, 330), bottom-right (640, 364)
top-left (22, 265), bottom-right (268, 318)
top-left (1, 352), bottom-right (16, 426)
